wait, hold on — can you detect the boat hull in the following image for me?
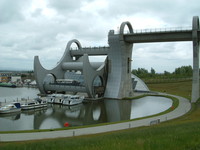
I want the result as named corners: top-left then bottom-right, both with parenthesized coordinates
top-left (62, 98), bottom-right (84, 106)
top-left (0, 83), bottom-right (16, 88)
top-left (21, 104), bottom-right (47, 110)
top-left (0, 108), bottom-right (21, 114)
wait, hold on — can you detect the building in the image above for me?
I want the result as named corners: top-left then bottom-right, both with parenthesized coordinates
top-left (0, 73), bottom-right (12, 82)
top-left (11, 76), bottom-right (22, 83)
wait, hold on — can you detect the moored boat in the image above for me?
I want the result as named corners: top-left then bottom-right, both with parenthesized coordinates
top-left (53, 94), bottom-right (64, 104)
top-left (21, 98), bottom-right (47, 110)
top-left (62, 95), bottom-right (84, 106)
top-left (46, 94), bottom-right (64, 104)
top-left (0, 102), bottom-right (21, 114)
top-left (0, 82), bottom-right (16, 88)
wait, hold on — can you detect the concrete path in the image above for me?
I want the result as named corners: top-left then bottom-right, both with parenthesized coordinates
top-left (0, 95), bottom-right (191, 142)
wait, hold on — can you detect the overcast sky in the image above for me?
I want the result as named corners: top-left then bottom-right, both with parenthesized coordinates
top-left (0, 0), bottom-right (199, 73)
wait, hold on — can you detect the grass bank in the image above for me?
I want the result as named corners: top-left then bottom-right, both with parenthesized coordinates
top-left (1, 81), bottom-right (200, 150)
top-left (1, 110), bottom-right (200, 150)
top-left (147, 80), bottom-right (192, 100)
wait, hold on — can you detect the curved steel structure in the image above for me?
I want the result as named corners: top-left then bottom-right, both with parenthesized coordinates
top-left (34, 16), bottom-right (200, 102)
top-left (34, 39), bottom-right (108, 98)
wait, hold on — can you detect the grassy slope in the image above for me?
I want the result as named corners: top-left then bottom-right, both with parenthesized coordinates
top-left (147, 80), bottom-right (192, 100)
top-left (1, 80), bottom-right (200, 150)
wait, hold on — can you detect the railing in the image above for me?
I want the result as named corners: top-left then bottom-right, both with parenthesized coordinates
top-left (125, 26), bottom-right (192, 34)
top-left (70, 46), bottom-right (109, 51)
top-left (133, 26), bottom-right (192, 34)
top-left (114, 26), bottom-right (192, 34)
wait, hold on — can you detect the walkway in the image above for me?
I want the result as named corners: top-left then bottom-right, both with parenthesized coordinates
top-left (0, 95), bottom-right (191, 142)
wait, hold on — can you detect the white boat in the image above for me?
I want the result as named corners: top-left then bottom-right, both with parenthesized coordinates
top-left (21, 98), bottom-right (47, 110)
top-left (46, 94), bottom-right (64, 104)
top-left (46, 94), bottom-right (63, 104)
top-left (54, 94), bottom-right (64, 104)
top-left (62, 95), bottom-right (84, 106)
top-left (0, 102), bottom-right (21, 114)
top-left (46, 94), bottom-right (56, 103)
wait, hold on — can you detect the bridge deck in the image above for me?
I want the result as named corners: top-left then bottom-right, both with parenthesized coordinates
top-left (124, 30), bottom-right (198, 43)
top-left (69, 29), bottom-right (200, 56)
top-left (70, 46), bottom-right (109, 56)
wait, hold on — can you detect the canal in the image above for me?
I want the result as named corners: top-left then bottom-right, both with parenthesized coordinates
top-left (0, 87), bottom-right (172, 131)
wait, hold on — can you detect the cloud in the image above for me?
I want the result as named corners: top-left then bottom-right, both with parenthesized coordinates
top-left (0, 0), bottom-right (29, 23)
top-left (0, 0), bottom-right (199, 72)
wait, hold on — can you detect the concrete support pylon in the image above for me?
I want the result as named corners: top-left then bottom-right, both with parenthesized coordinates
top-left (191, 16), bottom-right (200, 103)
top-left (104, 21), bottom-right (134, 99)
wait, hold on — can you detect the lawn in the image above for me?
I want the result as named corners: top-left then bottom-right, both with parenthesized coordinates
top-left (1, 80), bottom-right (200, 150)
top-left (147, 80), bottom-right (192, 100)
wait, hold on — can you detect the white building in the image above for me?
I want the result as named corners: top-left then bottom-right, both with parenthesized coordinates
top-left (11, 76), bottom-right (22, 83)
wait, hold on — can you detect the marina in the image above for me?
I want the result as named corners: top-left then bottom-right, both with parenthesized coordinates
top-left (0, 87), bottom-right (173, 131)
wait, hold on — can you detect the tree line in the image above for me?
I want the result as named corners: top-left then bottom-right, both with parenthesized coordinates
top-left (132, 65), bottom-right (193, 79)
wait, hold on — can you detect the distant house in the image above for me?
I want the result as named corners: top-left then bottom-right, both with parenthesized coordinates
top-left (11, 76), bottom-right (22, 83)
top-left (0, 73), bottom-right (12, 82)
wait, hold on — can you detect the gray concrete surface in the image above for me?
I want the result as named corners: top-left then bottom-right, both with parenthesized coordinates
top-left (0, 95), bottom-right (191, 142)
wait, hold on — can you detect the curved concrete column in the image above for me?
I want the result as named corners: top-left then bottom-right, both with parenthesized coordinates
top-left (82, 54), bottom-right (107, 98)
top-left (34, 39), bottom-right (80, 94)
top-left (104, 21), bottom-right (134, 99)
top-left (119, 21), bottom-right (134, 34)
top-left (191, 16), bottom-right (200, 103)
top-left (34, 39), bottom-right (107, 97)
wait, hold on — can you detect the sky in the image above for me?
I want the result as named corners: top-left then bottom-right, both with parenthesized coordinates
top-left (0, 0), bottom-right (199, 73)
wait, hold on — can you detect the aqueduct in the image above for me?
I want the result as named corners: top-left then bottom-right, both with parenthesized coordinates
top-left (34, 16), bottom-right (200, 102)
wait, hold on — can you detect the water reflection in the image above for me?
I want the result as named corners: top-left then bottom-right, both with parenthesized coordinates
top-left (0, 112), bottom-right (21, 120)
top-left (131, 96), bottom-right (172, 119)
top-left (33, 102), bottom-right (107, 130)
top-left (0, 87), bottom-right (39, 102)
top-left (0, 96), bottom-right (172, 131)
top-left (104, 99), bottom-right (132, 122)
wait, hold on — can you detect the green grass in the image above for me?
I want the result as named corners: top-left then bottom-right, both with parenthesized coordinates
top-left (1, 120), bottom-right (200, 150)
top-left (147, 80), bottom-right (192, 100)
top-left (1, 80), bottom-right (200, 150)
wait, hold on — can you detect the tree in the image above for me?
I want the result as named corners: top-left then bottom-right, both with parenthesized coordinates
top-left (150, 68), bottom-right (156, 75)
top-left (164, 71), bottom-right (171, 76)
top-left (173, 65), bottom-right (192, 77)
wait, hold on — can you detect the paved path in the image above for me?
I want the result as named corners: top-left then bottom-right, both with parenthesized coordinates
top-left (0, 95), bottom-right (191, 142)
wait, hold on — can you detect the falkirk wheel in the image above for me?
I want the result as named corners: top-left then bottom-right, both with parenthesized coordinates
top-left (34, 21), bottom-right (136, 99)
top-left (34, 16), bottom-right (200, 101)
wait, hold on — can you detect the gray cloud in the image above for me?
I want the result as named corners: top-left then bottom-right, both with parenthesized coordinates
top-left (47, 0), bottom-right (82, 12)
top-left (0, 0), bottom-right (30, 23)
top-left (0, 0), bottom-right (199, 72)
top-left (105, 0), bottom-right (199, 25)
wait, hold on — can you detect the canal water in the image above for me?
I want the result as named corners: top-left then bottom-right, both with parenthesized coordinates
top-left (0, 87), bottom-right (172, 131)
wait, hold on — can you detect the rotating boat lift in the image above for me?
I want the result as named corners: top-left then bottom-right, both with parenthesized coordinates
top-left (34, 16), bottom-right (200, 102)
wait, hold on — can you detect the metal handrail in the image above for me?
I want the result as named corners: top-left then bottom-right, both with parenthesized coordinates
top-left (129, 26), bottom-right (192, 34)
